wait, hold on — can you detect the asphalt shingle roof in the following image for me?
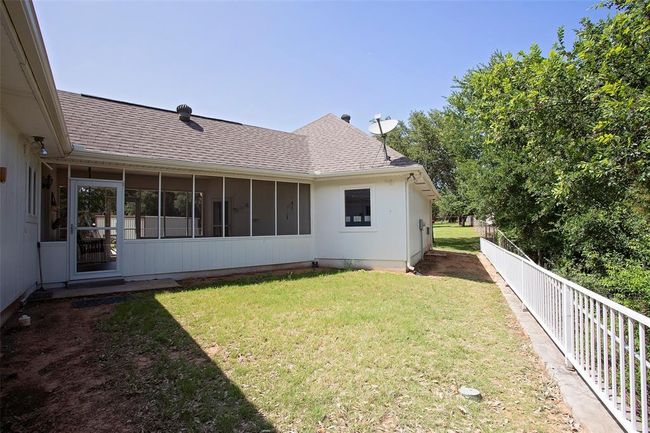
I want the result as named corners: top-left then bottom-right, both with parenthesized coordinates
top-left (58, 91), bottom-right (418, 175)
top-left (295, 113), bottom-right (418, 174)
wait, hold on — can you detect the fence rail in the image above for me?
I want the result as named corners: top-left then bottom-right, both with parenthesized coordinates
top-left (476, 221), bottom-right (533, 261)
top-left (481, 237), bottom-right (649, 433)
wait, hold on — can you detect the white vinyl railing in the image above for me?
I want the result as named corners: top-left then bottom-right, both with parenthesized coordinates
top-left (481, 238), bottom-right (649, 433)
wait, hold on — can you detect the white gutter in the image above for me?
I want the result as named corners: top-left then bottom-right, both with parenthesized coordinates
top-left (54, 149), bottom-right (314, 181)
top-left (57, 148), bottom-right (439, 198)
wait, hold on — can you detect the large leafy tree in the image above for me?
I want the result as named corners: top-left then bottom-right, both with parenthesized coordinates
top-left (387, 110), bottom-right (457, 193)
top-left (402, 0), bottom-right (650, 312)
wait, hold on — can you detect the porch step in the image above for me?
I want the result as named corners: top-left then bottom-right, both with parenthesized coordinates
top-left (29, 279), bottom-right (180, 301)
top-left (67, 278), bottom-right (126, 290)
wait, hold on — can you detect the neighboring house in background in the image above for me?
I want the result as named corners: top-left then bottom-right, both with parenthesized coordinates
top-left (0, 0), bottom-right (436, 323)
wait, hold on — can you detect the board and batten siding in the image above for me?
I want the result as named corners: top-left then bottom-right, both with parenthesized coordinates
top-left (408, 181), bottom-right (433, 264)
top-left (121, 236), bottom-right (313, 278)
top-left (312, 174), bottom-right (409, 270)
top-left (40, 232), bottom-right (314, 284)
top-left (0, 114), bottom-right (41, 312)
top-left (39, 171), bottom-right (433, 283)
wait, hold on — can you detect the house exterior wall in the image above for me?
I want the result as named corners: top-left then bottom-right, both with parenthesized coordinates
top-left (39, 164), bottom-right (433, 283)
top-left (312, 174), bottom-right (408, 270)
top-left (0, 113), bottom-right (41, 312)
top-left (39, 166), bottom-right (316, 284)
top-left (41, 229), bottom-right (314, 284)
top-left (121, 236), bottom-right (312, 278)
top-left (408, 181), bottom-right (432, 264)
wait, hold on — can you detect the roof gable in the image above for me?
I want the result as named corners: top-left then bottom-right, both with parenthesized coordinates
top-left (295, 113), bottom-right (417, 174)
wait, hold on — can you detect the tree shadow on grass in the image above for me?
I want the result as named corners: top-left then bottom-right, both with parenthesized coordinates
top-left (415, 250), bottom-right (493, 283)
top-left (102, 269), bottom-right (352, 432)
top-left (101, 292), bottom-right (278, 433)
top-left (1, 284), bottom-right (285, 432)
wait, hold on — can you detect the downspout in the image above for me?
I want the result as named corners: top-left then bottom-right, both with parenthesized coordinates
top-left (405, 173), bottom-right (416, 271)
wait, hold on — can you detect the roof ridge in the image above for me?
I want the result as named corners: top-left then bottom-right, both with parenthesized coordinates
top-left (58, 90), bottom-right (245, 125)
top-left (59, 90), bottom-right (309, 136)
top-left (293, 113), bottom-right (339, 133)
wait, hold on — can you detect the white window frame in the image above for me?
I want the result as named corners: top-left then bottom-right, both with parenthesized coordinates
top-left (339, 185), bottom-right (376, 232)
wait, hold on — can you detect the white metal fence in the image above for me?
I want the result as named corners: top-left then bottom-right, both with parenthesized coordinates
top-left (481, 238), bottom-right (649, 433)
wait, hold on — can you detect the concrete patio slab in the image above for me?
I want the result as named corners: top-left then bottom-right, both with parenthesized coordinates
top-left (32, 279), bottom-right (180, 300)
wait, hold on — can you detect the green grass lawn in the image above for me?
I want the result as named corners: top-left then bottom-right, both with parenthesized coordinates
top-left (101, 270), bottom-right (571, 432)
top-left (433, 222), bottom-right (481, 252)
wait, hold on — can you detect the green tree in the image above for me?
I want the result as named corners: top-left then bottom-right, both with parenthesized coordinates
top-left (420, 0), bottom-right (650, 313)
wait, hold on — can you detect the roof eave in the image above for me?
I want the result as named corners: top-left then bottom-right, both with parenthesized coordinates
top-left (2, 0), bottom-right (71, 155)
top-left (60, 148), bottom-right (314, 180)
top-left (315, 165), bottom-right (439, 199)
top-left (60, 148), bottom-right (439, 198)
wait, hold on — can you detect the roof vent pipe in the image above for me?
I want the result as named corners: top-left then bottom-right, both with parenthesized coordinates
top-left (341, 114), bottom-right (351, 123)
top-left (176, 104), bottom-right (192, 122)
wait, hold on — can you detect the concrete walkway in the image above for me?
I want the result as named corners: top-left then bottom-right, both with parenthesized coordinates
top-left (32, 279), bottom-right (180, 300)
top-left (477, 253), bottom-right (624, 433)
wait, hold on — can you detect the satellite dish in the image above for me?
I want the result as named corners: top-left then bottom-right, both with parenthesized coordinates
top-left (368, 118), bottom-right (398, 136)
top-left (368, 116), bottom-right (399, 161)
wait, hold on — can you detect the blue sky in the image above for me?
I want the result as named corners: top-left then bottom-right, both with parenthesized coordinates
top-left (35, 1), bottom-right (608, 132)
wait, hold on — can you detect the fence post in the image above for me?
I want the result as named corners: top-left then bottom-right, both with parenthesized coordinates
top-left (562, 282), bottom-right (575, 371)
top-left (520, 257), bottom-right (528, 312)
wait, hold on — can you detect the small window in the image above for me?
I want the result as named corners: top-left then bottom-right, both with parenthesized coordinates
top-left (344, 188), bottom-right (371, 227)
top-left (27, 164), bottom-right (37, 217)
top-left (27, 166), bottom-right (33, 214)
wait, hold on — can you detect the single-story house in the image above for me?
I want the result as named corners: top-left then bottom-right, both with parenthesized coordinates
top-left (0, 1), bottom-right (436, 322)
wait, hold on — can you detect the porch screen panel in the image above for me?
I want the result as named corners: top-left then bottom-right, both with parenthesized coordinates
top-left (124, 171), bottom-right (159, 239)
top-left (299, 183), bottom-right (311, 235)
top-left (225, 177), bottom-right (250, 237)
top-left (252, 180), bottom-right (275, 236)
top-left (161, 175), bottom-right (193, 238)
top-left (277, 182), bottom-right (297, 235)
top-left (195, 176), bottom-right (223, 237)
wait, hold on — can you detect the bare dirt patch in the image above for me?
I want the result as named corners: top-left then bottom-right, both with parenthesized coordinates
top-left (416, 249), bottom-right (493, 282)
top-left (0, 300), bottom-right (136, 433)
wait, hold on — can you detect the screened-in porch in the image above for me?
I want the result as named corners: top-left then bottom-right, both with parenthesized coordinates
top-left (39, 163), bottom-right (314, 284)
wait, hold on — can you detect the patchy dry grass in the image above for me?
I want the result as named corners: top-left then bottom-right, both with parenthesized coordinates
top-left (101, 270), bottom-right (575, 432)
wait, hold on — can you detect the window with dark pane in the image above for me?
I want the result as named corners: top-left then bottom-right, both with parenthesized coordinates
top-left (277, 182), bottom-right (297, 235)
top-left (344, 188), bottom-right (371, 227)
top-left (299, 183), bottom-right (311, 235)
top-left (225, 177), bottom-right (250, 237)
top-left (252, 180), bottom-right (275, 236)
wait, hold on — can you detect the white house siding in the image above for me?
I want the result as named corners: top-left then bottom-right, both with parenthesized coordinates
top-left (0, 114), bottom-right (40, 311)
top-left (40, 241), bottom-right (67, 284)
top-left (408, 183), bottom-right (431, 265)
top-left (40, 231), bottom-right (314, 285)
top-left (121, 236), bottom-right (313, 278)
top-left (408, 181), bottom-right (432, 264)
top-left (312, 174), bottom-right (408, 270)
